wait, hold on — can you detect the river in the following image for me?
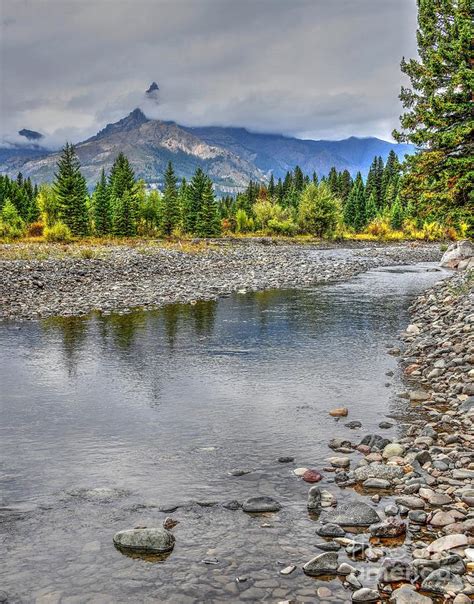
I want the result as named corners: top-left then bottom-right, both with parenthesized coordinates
top-left (0, 262), bottom-right (447, 603)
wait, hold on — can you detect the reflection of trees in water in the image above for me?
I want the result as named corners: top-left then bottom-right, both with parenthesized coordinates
top-left (105, 312), bottom-right (147, 350)
top-left (190, 300), bottom-right (216, 336)
top-left (38, 281), bottom-right (406, 405)
top-left (40, 300), bottom-right (218, 403)
top-left (41, 316), bottom-right (89, 377)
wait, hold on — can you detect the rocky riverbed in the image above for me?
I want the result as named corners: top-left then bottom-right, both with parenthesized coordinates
top-left (0, 240), bottom-right (441, 320)
top-left (289, 267), bottom-right (473, 603)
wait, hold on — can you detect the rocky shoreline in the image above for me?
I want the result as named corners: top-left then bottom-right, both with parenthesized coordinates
top-left (298, 267), bottom-right (473, 603)
top-left (0, 240), bottom-right (441, 321)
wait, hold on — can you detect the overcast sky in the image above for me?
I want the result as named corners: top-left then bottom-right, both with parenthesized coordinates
top-left (1, 0), bottom-right (418, 147)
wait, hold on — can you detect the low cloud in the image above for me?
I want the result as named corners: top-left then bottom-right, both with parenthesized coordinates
top-left (0, 0), bottom-right (418, 146)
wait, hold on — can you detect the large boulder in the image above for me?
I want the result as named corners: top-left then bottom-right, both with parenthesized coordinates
top-left (324, 501), bottom-right (380, 526)
top-left (440, 240), bottom-right (474, 270)
top-left (113, 527), bottom-right (175, 553)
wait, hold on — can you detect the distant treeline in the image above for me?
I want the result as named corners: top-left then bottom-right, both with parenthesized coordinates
top-left (0, 144), bottom-right (466, 241)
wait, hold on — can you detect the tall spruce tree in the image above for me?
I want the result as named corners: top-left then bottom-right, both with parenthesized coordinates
top-left (53, 143), bottom-right (89, 235)
top-left (92, 169), bottom-right (110, 235)
top-left (109, 153), bottom-right (136, 200)
top-left (184, 168), bottom-right (207, 234)
top-left (327, 167), bottom-right (339, 196)
top-left (195, 177), bottom-right (221, 237)
top-left (161, 161), bottom-right (179, 236)
top-left (338, 170), bottom-right (353, 204)
top-left (293, 166), bottom-right (305, 193)
top-left (343, 172), bottom-right (366, 231)
top-left (268, 173), bottom-right (275, 199)
top-left (393, 0), bottom-right (473, 222)
top-left (112, 189), bottom-right (136, 236)
top-left (365, 191), bottom-right (378, 224)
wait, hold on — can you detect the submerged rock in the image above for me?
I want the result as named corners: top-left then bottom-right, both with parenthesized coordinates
top-left (302, 469), bottom-right (323, 483)
top-left (113, 528), bottom-right (175, 553)
top-left (242, 496), bottom-right (281, 513)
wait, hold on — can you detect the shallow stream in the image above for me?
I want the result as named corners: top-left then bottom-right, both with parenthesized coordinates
top-left (0, 262), bottom-right (447, 603)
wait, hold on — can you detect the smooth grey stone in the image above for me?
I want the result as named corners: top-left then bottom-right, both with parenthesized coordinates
top-left (324, 501), bottom-right (380, 527)
top-left (242, 496), bottom-right (281, 513)
top-left (113, 527), bottom-right (175, 553)
top-left (303, 552), bottom-right (339, 576)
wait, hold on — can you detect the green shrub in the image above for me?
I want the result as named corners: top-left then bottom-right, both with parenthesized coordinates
top-left (366, 217), bottom-right (390, 238)
top-left (235, 209), bottom-right (254, 233)
top-left (421, 220), bottom-right (444, 241)
top-left (44, 221), bottom-right (72, 242)
top-left (0, 199), bottom-right (25, 239)
top-left (298, 182), bottom-right (342, 238)
top-left (267, 218), bottom-right (297, 236)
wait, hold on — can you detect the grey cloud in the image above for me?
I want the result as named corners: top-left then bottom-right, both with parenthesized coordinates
top-left (0, 0), bottom-right (418, 145)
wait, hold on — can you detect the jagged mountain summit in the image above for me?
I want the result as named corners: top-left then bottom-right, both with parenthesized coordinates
top-left (1, 108), bottom-right (414, 192)
top-left (18, 128), bottom-right (44, 141)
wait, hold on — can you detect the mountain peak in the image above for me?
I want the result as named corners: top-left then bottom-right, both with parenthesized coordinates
top-left (19, 128), bottom-right (44, 141)
top-left (127, 107), bottom-right (148, 122)
top-left (95, 108), bottom-right (148, 139)
top-left (146, 82), bottom-right (159, 95)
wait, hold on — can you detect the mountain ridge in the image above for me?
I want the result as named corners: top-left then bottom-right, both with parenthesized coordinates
top-left (1, 109), bottom-right (414, 192)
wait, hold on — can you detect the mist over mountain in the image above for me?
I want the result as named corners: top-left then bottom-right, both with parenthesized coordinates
top-left (0, 108), bottom-right (414, 192)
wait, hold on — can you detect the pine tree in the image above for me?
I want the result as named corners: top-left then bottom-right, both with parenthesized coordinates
top-left (268, 173), bottom-right (275, 199)
top-left (344, 172), bottom-right (366, 231)
top-left (282, 171), bottom-right (293, 197)
top-left (365, 191), bottom-right (378, 225)
top-left (293, 166), bottom-right (304, 193)
top-left (92, 169), bottom-right (110, 235)
top-left (109, 153), bottom-right (136, 200)
top-left (53, 143), bottom-right (89, 235)
top-left (161, 161), bottom-right (179, 236)
top-left (381, 150), bottom-right (400, 204)
top-left (112, 189), bottom-right (136, 236)
top-left (327, 167), bottom-right (339, 196)
top-left (338, 170), bottom-right (352, 203)
top-left (275, 178), bottom-right (284, 203)
top-left (312, 172), bottom-right (318, 185)
top-left (393, 0), bottom-right (473, 221)
top-left (184, 168), bottom-right (207, 234)
top-left (390, 196), bottom-right (405, 230)
top-left (177, 177), bottom-right (188, 228)
top-left (195, 177), bottom-right (221, 237)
